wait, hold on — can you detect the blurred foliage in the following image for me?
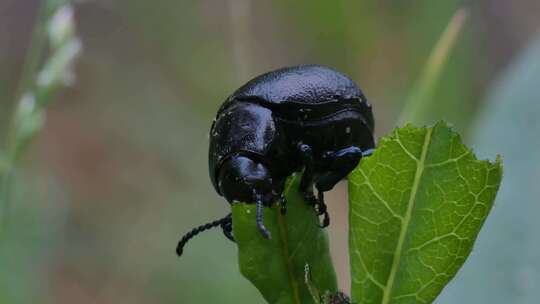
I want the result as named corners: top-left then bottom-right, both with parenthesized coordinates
top-left (436, 31), bottom-right (540, 304)
top-left (398, 10), bottom-right (467, 126)
top-left (0, 0), bottom-right (538, 303)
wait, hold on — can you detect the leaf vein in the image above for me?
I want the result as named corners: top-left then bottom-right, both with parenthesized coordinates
top-left (381, 128), bottom-right (433, 304)
top-left (395, 130), bottom-right (420, 161)
top-left (354, 172), bottom-right (404, 220)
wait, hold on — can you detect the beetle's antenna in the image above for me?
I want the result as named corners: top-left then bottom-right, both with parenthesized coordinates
top-left (221, 218), bottom-right (235, 242)
top-left (256, 199), bottom-right (271, 239)
top-left (176, 213), bottom-right (232, 257)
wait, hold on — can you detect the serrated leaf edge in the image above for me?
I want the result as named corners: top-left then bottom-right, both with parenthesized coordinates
top-left (350, 121), bottom-right (503, 303)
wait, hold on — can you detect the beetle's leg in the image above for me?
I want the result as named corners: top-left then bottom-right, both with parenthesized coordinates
top-left (220, 214), bottom-right (235, 242)
top-left (315, 188), bottom-right (330, 228)
top-left (310, 146), bottom-right (364, 228)
top-left (304, 191), bottom-right (318, 207)
top-left (279, 193), bottom-right (287, 214)
top-left (297, 142), bottom-right (314, 192)
top-left (317, 146), bottom-right (363, 191)
top-left (362, 148), bottom-right (375, 157)
top-left (255, 196), bottom-right (271, 239)
top-left (297, 142), bottom-right (319, 208)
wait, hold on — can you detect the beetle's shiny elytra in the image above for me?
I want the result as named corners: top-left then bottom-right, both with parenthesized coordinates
top-left (177, 65), bottom-right (375, 256)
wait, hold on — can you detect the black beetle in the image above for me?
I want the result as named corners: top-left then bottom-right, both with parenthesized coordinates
top-left (177, 65), bottom-right (374, 256)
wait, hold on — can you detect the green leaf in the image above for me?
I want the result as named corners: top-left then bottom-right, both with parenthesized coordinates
top-left (437, 32), bottom-right (540, 304)
top-left (348, 122), bottom-right (502, 304)
top-left (232, 173), bottom-right (338, 304)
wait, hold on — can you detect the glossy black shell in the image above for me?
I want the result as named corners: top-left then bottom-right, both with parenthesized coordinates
top-left (218, 65), bottom-right (373, 127)
top-left (209, 65), bottom-right (374, 195)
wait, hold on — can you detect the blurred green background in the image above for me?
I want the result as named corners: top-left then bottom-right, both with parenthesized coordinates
top-left (1, 1), bottom-right (539, 303)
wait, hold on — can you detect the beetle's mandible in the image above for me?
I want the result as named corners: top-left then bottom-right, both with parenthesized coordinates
top-left (177, 65), bottom-right (375, 256)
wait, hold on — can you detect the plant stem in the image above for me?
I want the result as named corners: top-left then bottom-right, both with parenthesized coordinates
top-left (398, 8), bottom-right (468, 126)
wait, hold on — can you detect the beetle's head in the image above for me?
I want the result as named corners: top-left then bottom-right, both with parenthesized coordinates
top-left (218, 155), bottom-right (279, 206)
